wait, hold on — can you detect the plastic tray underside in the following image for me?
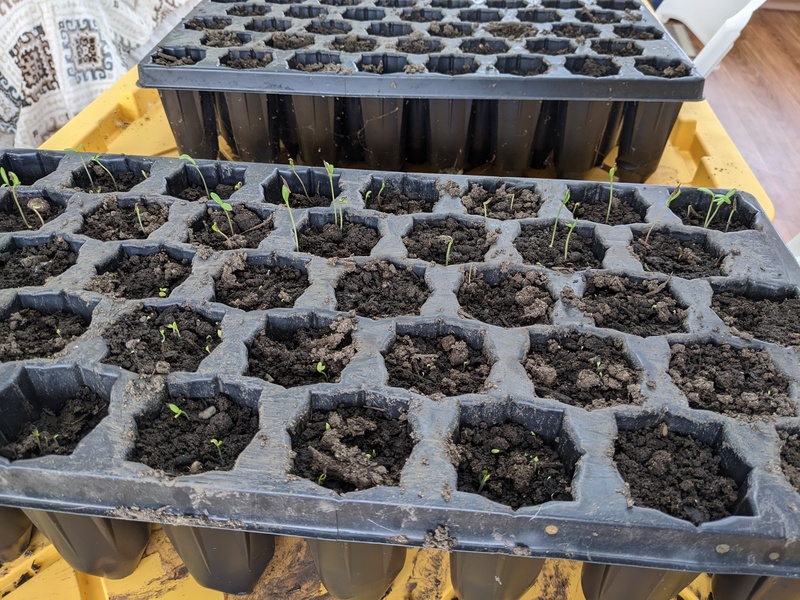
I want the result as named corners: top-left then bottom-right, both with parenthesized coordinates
top-left (1, 150), bottom-right (799, 579)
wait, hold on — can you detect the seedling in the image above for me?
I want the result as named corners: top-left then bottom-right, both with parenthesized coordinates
top-left (725, 197), bottom-right (738, 232)
top-left (51, 434), bottom-right (60, 448)
top-left (365, 449), bottom-right (377, 460)
top-left (444, 235), bottom-right (454, 266)
top-left (644, 185), bottom-right (681, 245)
top-left (288, 158), bottom-right (310, 203)
top-left (134, 203), bottom-right (146, 235)
top-left (158, 287), bottom-right (168, 298)
top-left (604, 166), bottom-right (616, 224)
top-left (210, 438), bottom-right (223, 462)
top-left (325, 422), bottom-right (331, 431)
top-left (281, 180), bottom-right (300, 252)
top-left (55, 328), bottom-right (62, 337)
top-left (166, 321), bottom-right (180, 336)
top-left (180, 154), bottom-right (212, 201)
top-left (316, 360), bottom-right (328, 380)
top-left (66, 145), bottom-right (97, 193)
top-left (477, 469), bottom-right (490, 493)
top-left (490, 448), bottom-right (500, 454)
top-left (211, 221), bottom-right (231, 243)
top-left (168, 403), bottom-right (187, 419)
top-left (376, 180), bottom-right (386, 205)
top-left (234, 181), bottom-right (243, 191)
top-left (698, 187), bottom-right (737, 229)
top-left (27, 197), bottom-right (47, 228)
top-left (0, 167), bottom-right (31, 229)
top-left (508, 193), bottom-right (516, 213)
top-left (32, 428), bottom-right (43, 453)
top-left (159, 328), bottom-right (166, 343)
top-left (317, 473), bottom-right (327, 485)
top-left (91, 153), bottom-right (118, 192)
top-left (550, 189), bottom-right (570, 248)
top-left (563, 218), bottom-right (579, 261)
top-left (482, 198), bottom-right (491, 221)
top-left (323, 161), bottom-right (343, 229)
top-left (210, 191), bottom-right (235, 237)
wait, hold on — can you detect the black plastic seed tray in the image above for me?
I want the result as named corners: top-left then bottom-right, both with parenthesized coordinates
top-left (136, 0), bottom-right (703, 181)
top-left (1, 150), bottom-right (800, 596)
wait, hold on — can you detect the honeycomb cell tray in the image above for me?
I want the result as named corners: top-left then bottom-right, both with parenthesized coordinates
top-left (1, 149), bottom-right (800, 584)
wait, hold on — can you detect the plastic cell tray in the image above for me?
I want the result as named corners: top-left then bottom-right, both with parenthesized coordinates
top-left (1, 149), bottom-right (799, 600)
top-left (136, 0), bottom-right (703, 182)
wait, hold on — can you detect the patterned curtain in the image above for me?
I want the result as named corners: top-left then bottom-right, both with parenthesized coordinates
top-left (0, 0), bottom-right (197, 148)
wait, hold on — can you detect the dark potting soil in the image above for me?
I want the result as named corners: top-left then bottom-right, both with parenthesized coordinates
top-left (429, 21), bottom-right (473, 37)
top-left (637, 62), bottom-right (690, 79)
top-left (185, 16), bottom-right (229, 30)
top-left (574, 58), bottom-right (615, 77)
top-left (403, 217), bottom-right (497, 265)
top-left (79, 197), bottom-right (169, 241)
top-left (524, 332), bottom-right (643, 410)
top-left (515, 224), bottom-right (602, 272)
top-left (395, 38), bottom-right (439, 54)
top-left (305, 22), bottom-right (348, 35)
top-left (711, 290), bottom-right (800, 347)
top-left (0, 195), bottom-right (63, 232)
top-left (578, 7), bottom-right (617, 23)
top-left (596, 40), bottom-right (642, 56)
top-left (461, 183), bottom-right (542, 220)
top-left (566, 274), bottom-right (687, 337)
top-left (463, 40), bottom-right (507, 55)
top-left (614, 423), bottom-right (739, 525)
top-left (554, 23), bottom-right (600, 38)
top-left (214, 253), bottom-right (309, 311)
top-left (383, 333), bottom-right (491, 398)
top-left (294, 61), bottom-right (344, 73)
top-left (73, 163), bottom-right (146, 193)
top-left (458, 268), bottom-right (553, 327)
top-left (485, 22), bottom-right (537, 39)
top-left (188, 205), bottom-right (273, 250)
top-left (330, 35), bottom-right (377, 52)
top-left (227, 4), bottom-right (268, 16)
top-left (102, 305), bottom-right (221, 375)
top-left (631, 231), bottom-right (725, 279)
top-left (224, 55), bottom-right (273, 69)
top-left (298, 220), bottom-right (380, 258)
top-left (291, 404), bottom-right (413, 493)
top-left (246, 318), bottom-right (356, 387)
top-left (779, 431), bottom-right (800, 494)
top-left (270, 33), bottom-right (314, 49)
top-left (176, 182), bottom-right (237, 201)
top-left (283, 191), bottom-right (332, 209)
top-left (668, 342), bottom-right (793, 420)
top-left (455, 421), bottom-right (572, 510)
top-left (0, 387), bottom-right (109, 460)
top-left (0, 238), bottom-right (77, 288)
top-left (85, 251), bottom-right (191, 300)
top-left (202, 30), bottom-right (245, 47)
top-left (568, 195), bottom-right (643, 225)
top-left (0, 308), bottom-right (88, 361)
top-left (130, 394), bottom-right (258, 476)
top-left (335, 260), bottom-right (429, 318)
top-left (152, 51), bottom-right (196, 66)
top-left (670, 196), bottom-right (752, 232)
top-left (366, 187), bottom-right (436, 214)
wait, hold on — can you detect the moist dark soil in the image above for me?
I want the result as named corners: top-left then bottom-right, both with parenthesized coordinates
top-left (615, 25), bottom-right (657, 40)
top-left (455, 421), bottom-right (572, 509)
top-left (203, 30), bottom-right (245, 47)
top-left (458, 268), bottom-right (553, 327)
top-left (185, 17), bottom-right (229, 30)
top-left (330, 35), bottom-right (377, 52)
top-left (637, 63), bottom-right (690, 78)
top-left (283, 191), bottom-right (332, 209)
top-left (631, 231), bottom-right (725, 279)
top-left (130, 394), bottom-right (258, 476)
top-left (0, 308), bottom-right (88, 361)
top-left (515, 224), bottom-right (603, 272)
top-left (246, 318), bottom-right (356, 387)
top-left (366, 187), bottom-right (436, 214)
top-left (224, 55), bottom-right (273, 69)
top-left (568, 195), bottom-right (643, 225)
top-left (429, 21), bottom-right (473, 37)
top-left (383, 333), bottom-right (491, 398)
top-left (0, 196), bottom-right (63, 232)
top-left (85, 251), bottom-right (191, 300)
top-left (0, 387), bottom-right (108, 460)
top-left (361, 63), bottom-right (387, 74)
top-left (294, 61), bottom-right (344, 73)
top-left (595, 40), bottom-right (642, 56)
top-left (335, 260), bottom-right (429, 318)
top-left (403, 217), bottom-right (497, 265)
top-left (614, 423), bottom-right (739, 525)
top-left (565, 275), bottom-right (687, 336)
top-left (188, 205), bottom-right (273, 250)
top-left (176, 182), bottom-right (237, 201)
top-left (0, 238), bottom-right (77, 288)
top-left (306, 22), bottom-right (350, 34)
top-left (668, 342), bottom-right (793, 420)
top-left (553, 23), bottom-right (600, 38)
top-left (524, 332), bottom-right (642, 410)
top-left (153, 51), bottom-right (196, 66)
top-left (670, 197), bottom-right (752, 232)
top-left (711, 291), bottom-right (800, 347)
top-left (779, 431), bottom-right (800, 493)
top-left (74, 163), bottom-right (146, 193)
top-left (401, 9), bottom-right (437, 22)
top-left (227, 4), bottom-right (268, 16)
top-left (214, 253), bottom-right (309, 311)
top-left (298, 220), bottom-right (380, 258)
top-left (485, 22), bottom-right (537, 39)
top-left (461, 183), bottom-right (542, 219)
top-left (269, 33), bottom-right (314, 49)
top-left (463, 40), bottom-right (507, 55)
top-left (102, 305), bottom-right (221, 375)
top-left (395, 38), bottom-right (439, 54)
top-left (291, 405), bottom-right (413, 493)
top-left (80, 197), bottom-right (169, 240)
top-left (578, 8), bottom-right (616, 23)
top-left (573, 58), bottom-right (615, 77)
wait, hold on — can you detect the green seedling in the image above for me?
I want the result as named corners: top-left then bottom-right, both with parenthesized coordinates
top-left (210, 191), bottom-right (235, 237)
top-left (317, 472), bottom-right (327, 485)
top-left (698, 187), bottom-right (737, 229)
top-left (159, 328), bottom-right (166, 343)
top-left (0, 167), bottom-right (31, 229)
top-left (66, 145), bottom-right (97, 193)
top-left (365, 449), bottom-right (377, 460)
top-left (134, 203), bottom-right (146, 235)
top-left (444, 235), bottom-right (454, 267)
top-left (550, 189), bottom-right (571, 248)
top-left (211, 221), bottom-right (230, 243)
top-left (508, 193), bottom-right (515, 213)
top-left (205, 345), bottom-right (211, 354)
top-left (91, 153), bottom-right (118, 192)
top-left (377, 180), bottom-right (386, 204)
top-left (604, 166), bottom-right (616, 224)
top-left (325, 422), bottom-right (331, 431)
top-left (210, 438), bottom-right (223, 461)
top-left (234, 181), bottom-right (243, 191)
top-left (168, 403), bottom-right (187, 419)
top-left (645, 185), bottom-right (682, 245)
top-left (51, 434), bottom-right (60, 447)
top-left (217, 329), bottom-right (223, 339)
top-left (482, 198), bottom-right (491, 221)
top-left (316, 360), bottom-right (328, 380)
top-left (323, 161), bottom-right (343, 230)
top-left (281, 180), bottom-right (300, 252)
top-left (55, 328), bottom-right (62, 337)
top-left (166, 321), bottom-right (180, 336)
top-left (477, 469), bottom-right (490, 493)
top-left (288, 158), bottom-right (310, 203)
top-left (725, 197), bottom-right (738, 232)
top-left (140, 170), bottom-right (149, 180)
top-left (27, 197), bottom-right (47, 228)
top-left (158, 287), bottom-right (168, 298)
top-left (32, 428), bottom-right (43, 453)
top-left (563, 218), bottom-right (579, 261)
top-left (490, 448), bottom-right (500, 454)
top-left (180, 154), bottom-right (212, 201)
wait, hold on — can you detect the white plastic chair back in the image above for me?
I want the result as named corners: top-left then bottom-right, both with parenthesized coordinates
top-left (655, 0), bottom-right (766, 75)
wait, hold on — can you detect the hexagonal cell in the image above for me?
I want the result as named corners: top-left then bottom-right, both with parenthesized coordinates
top-left (394, 36), bottom-right (441, 54)
top-left (290, 390), bottom-right (414, 492)
top-left (551, 23), bottom-right (600, 38)
top-left (454, 400), bottom-right (578, 509)
top-left (779, 429), bottom-right (800, 495)
top-left (428, 21), bottom-right (474, 37)
top-left (458, 8), bottom-right (501, 21)
top-left (358, 53), bottom-right (409, 74)
top-left (101, 304), bottom-right (223, 375)
top-left (128, 379), bottom-right (259, 476)
top-left (426, 55), bottom-right (478, 75)
top-left (287, 5), bottom-right (327, 18)
top-left (344, 6), bottom-right (385, 20)
top-left (367, 21), bottom-right (412, 36)
top-left (320, 0), bottom-right (357, 5)
top-left (336, 260), bottom-right (429, 319)
top-left (597, 0), bottom-right (640, 8)
top-left (487, 0), bottom-right (526, 7)
top-left (485, 22), bottom-right (538, 39)
top-left (376, 0), bottom-right (413, 6)
top-left (0, 188), bottom-right (68, 233)
top-left (0, 150), bottom-right (62, 186)
top-left (567, 181), bottom-right (647, 224)
top-left (267, 33), bottom-right (313, 50)
top-left (399, 7), bottom-right (443, 21)
top-left (226, 4), bottom-right (269, 16)
top-left (166, 160), bottom-right (245, 201)
top-left (184, 16), bottom-right (231, 30)
top-left (526, 37), bottom-right (576, 55)
top-left (382, 322), bottom-right (493, 398)
top-left (636, 57), bottom-right (692, 78)
top-left (152, 46), bottom-right (205, 67)
top-left (629, 229), bottom-right (727, 279)
top-left (403, 216), bottom-right (494, 265)
top-left (298, 212), bottom-right (380, 258)
top-left (612, 24), bottom-right (663, 40)
top-left (614, 412), bottom-right (752, 525)
top-left (79, 196), bottom-right (170, 241)
top-left (524, 329), bottom-right (643, 410)
top-left (190, 204), bottom-right (274, 251)
top-left (710, 282), bottom-right (800, 347)
top-left (329, 35), bottom-right (377, 52)
top-left (590, 39), bottom-right (643, 56)
top-left (363, 173), bottom-right (439, 214)
top-left (288, 50), bottom-right (343, 72)
top-left (515, 223), bottom-right (605, 272)
top-left (71, 155), bottom-right (153, 194)
top-left (668, 188), bottom-right (757, 232)
top-left (432, 0), bottom-right (470, 7)
top-left (0, 364), bottom-right (113, 460)
top-left (262, 166), bottom-right (340, 208)
top-left (306, 19), bottom-right (352, 35)
top-left (245, 17), bottom-right (292, 32)
top-left (460, 38), bottom-right (509, 55)
top-left (668, 341), bottom-right (794, 420)
top-left (0, 236), bottom-right (80, 289)
top-left (565, 55), bottom-right (619, 77)
top-left (221, 48), bottom-right (274, 68)
top-left (458, 266), bottom-right (554, 327)
top-left (85, 245), bottom-right (194, 300)
top-left (214, 253), bottom-right (309, 311)
top-left (461, 180), bottom-right (542, 219)
top-left (518, 8), bottom-right (560, 22)
top-left (201, 30), bottom-right (251, 47)
top-left (577, 8), bottom-right (621, 24)
top-left (246, 314), bottom-right (357, 387)
top-left (495, 54), bottom-right (548, 76)
top-left (542, 0), bottom-right (583, 7)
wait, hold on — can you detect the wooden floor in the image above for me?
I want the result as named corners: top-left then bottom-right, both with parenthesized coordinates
top-left (702, 8), bottom-right (800, 242)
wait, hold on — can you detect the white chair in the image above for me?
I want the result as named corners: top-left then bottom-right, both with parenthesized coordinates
top-left (655, 0), bottom-right (767, 75)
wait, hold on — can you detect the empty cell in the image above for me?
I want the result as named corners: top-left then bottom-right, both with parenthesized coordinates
top-left (367, 21), bottom-right (412, 36)
top-left (526, 37), bottom-right (576, 55)
top-left (495, 55), bottom-right (548, 75)
top-left (401, 8), bottom-right (445, 21)
top-left (245, 17), bottom-right (292, 32)
top-left (375, 0), bottom-right (413, 6)
top-left (432, 0), bottom-right (470, 7)
top-left (426, 54), bottom-right (478, 75)
top-left (287, 5), bottom-right (327, 18)
top-left (458, 8), bottom-right (502, 22)
top-left (597, 0), bottom-right (640, 10)
top-left (487, 0), bottom-right (526, 8)
top-left (343, 7), bottom-right (385, 20)
top-left (542, 0), bottom-right (583, 7)
top-left (0, 150), bottom-right (62, 186)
